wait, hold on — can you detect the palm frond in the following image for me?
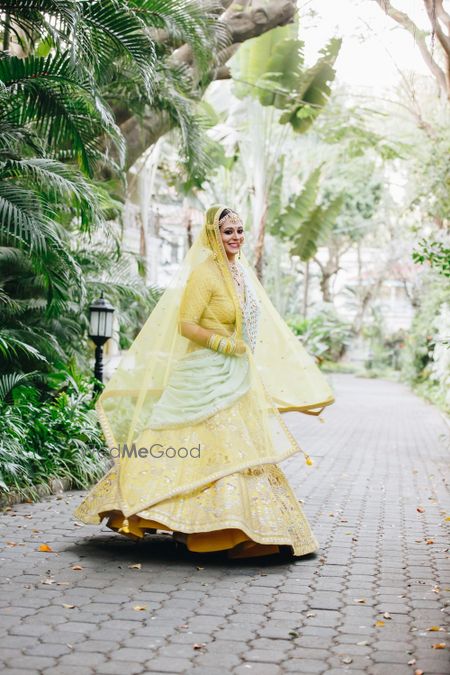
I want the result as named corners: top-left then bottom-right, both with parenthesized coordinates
top-left (0, 182), bottom-right (48, 252)
top-left (0, 157), bottom-right (103, 229)
top-left (0, 329), bottom-right (49, 363)
top-left (0, 52), bottom-right (124, 174)
top-left (0, 370), bottom-right (40, 401)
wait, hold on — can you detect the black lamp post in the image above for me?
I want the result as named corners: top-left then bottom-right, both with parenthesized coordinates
top-left (88, 293), bottom-right (115, 393)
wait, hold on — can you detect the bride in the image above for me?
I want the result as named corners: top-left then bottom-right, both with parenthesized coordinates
top-left (74, 204), bottom-right (335, 559)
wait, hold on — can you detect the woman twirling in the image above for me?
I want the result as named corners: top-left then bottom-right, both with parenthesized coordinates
top-left (74, 204), bottom-right (335, 559)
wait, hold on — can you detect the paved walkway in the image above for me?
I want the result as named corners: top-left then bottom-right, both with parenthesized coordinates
top-left (0, 373), bottom-right (449, 675)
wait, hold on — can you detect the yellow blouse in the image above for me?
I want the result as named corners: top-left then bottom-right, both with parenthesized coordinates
top-left (179, 259), bottom-right (236, 352)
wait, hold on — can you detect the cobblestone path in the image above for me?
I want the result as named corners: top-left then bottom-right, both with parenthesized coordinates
top-left (1, 374), bottom-right (449, 674)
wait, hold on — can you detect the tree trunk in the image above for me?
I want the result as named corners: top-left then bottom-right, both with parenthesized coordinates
top-left (120, 0), bottom-right (297, 168)
top-left (303, 260), bottom-right (310, 318)
top-left (254, 197), bottom-right (268, 281)
top-left (372, 0), bottom-right (450, 99)
top-left (319, 272), bottom-right (333, 303)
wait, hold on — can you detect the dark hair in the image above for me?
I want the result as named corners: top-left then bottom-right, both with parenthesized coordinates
top-left (219, 208), bottom-right (232, 220)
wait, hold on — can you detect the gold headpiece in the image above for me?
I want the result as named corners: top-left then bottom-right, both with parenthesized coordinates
top-left (218, 210), bottom-right (241, 227)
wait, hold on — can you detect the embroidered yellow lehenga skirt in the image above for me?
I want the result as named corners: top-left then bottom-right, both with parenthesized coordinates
top-left (74, 348), bottom-right (319, 559)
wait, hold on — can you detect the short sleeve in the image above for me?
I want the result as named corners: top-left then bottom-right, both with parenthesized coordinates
top-left (179, 265), bottom-right (213, 326)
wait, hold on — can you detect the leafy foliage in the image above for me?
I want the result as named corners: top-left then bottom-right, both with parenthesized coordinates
top-left (287, 309), bottom-right (353, 362)
top-left (0, 373), bottom-right (110, 497)
top-left (232, 24), bottom-right (342, 133)
top-left (412, 239), bottom-right (450, 278)
top-left (270, 166), bottom-right (344, 260)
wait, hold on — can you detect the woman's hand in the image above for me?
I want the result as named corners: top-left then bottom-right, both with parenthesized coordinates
top-left (180, 321), bottom-right (247, 356)
top-left (234, 339), bottom-right (247, 356)
top-left (207, 333), bottom-right (248, 356)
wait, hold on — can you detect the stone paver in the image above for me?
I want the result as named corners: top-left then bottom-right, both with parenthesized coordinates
top-left (0, 373), bottom-right (449, 674)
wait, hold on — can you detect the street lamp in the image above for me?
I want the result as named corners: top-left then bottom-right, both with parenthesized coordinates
top-left (88, 292), bottom-right (115, 393)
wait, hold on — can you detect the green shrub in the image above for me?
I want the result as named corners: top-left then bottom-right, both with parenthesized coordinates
top-left (0, 374), bottom-right (110, 501)
top-left (287, 307), bottom-right (353, 362)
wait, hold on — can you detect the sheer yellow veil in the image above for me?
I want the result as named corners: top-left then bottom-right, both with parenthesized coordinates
top-left (95, 203), bottom-right (335, 467)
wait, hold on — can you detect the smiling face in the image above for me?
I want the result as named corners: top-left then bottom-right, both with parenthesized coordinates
top-left (218, 211), bottom-right (244, 261)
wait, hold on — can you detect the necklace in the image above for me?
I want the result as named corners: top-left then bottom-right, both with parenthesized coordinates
top-left (228, 260), bottom-right (242, 285)
top-left (228, 260), bottom-right (245, 305)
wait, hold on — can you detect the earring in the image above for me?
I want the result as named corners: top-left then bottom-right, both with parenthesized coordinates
top-left (238, 248), bottom-right (241, 259)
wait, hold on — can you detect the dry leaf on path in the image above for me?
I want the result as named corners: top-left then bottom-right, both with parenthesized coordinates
top-left (38, 544), bottom-right (53, 552)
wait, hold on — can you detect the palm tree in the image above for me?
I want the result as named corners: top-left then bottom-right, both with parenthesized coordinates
top-left (0, 0), bottom-right (216, 383)
top-left (0, 0), bottom-right (221, 177)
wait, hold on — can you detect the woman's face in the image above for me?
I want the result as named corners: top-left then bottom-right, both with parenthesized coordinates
top-left (219, 215), bottom-right (245, 258)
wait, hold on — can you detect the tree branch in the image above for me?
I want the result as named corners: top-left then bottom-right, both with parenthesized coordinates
top-left (423, 0), bottom-right (450, 56)
top-left (371, 0), bottom-right (448, 96)
top-left (435, 0), bottom-right (450, 29)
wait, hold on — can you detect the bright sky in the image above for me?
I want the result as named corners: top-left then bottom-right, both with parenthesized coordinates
top-left (300, 0), bottom-right (434, 93)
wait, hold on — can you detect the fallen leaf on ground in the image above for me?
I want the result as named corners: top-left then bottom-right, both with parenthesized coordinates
top-left (416, 507), bottom-right (425, 513)
top-left (193, 643), bottom-right (207, 650)
top-left (357, 640), bottom-right (368, 646)
top-left (375, 621), bottom-right (385, 627)
top-left (71, 565), bottom-right (83, 571)
top-left (341, 656), bottom-right (353, 664)
top-left (133, 605), bottom-right (147, 611)
top-left (383, 612), bottom-right (392, 619)
top-left (354, 598), bottom-right (366, 603)
top-left (407, 658), bottom-right (416, 665)
top-left (38, 544), bottom-right (53, 552)
top-left (426, 539), bottom-right (434, 545)
top-left (288, 631), bottom-right (299, 638)
top-left (128, 563), bottom-right (142, 570)
top-left (427, 626), bottom-right (444, 631)
top-left (62, 604), bottom-right (75, 609)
